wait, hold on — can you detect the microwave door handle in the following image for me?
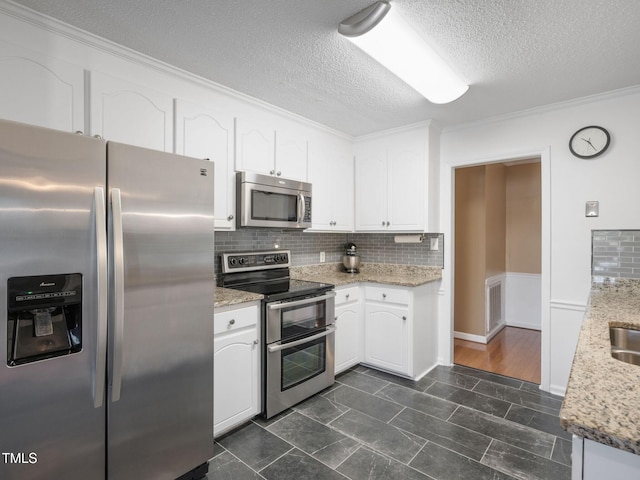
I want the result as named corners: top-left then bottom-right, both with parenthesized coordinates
top-left (93, 187), bottom-right (107, 409)
top-left (267, 291), bottom-right (336, 310)
top-left (267, 325), bottom-right (336, 353)
top-left (297, 193), bottom-right (305, 223)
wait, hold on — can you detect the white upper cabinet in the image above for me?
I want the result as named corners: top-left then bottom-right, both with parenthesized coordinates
top-left (90, 71), bottom-right (174, 152)
top-left (387, 133), bottom-right (426, 230)
top-left (355, 123), bottom-right (437, 232)
top-left (235, 117), bottom-right (308, 181)
top-left (308, 141), bottom-right (354, 231)
top-left (354, 143), bottom-right (387, 230)
top-left (235, 117), bottom-right (274, 176)
top-left (0, 40), bottom-right (84, 133)
top-left (275, 128), bottom-right (308, 181)
top-left (175, 100), bottom-right (236, 230)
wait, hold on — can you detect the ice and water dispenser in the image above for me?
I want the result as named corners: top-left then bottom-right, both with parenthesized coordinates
top-left (6, 273), bottom-right (82, 366)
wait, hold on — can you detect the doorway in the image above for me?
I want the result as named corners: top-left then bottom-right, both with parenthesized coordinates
top-left (452, 159), bottom-right (542, 383)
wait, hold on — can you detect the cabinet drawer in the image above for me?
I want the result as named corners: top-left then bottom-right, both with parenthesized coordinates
top-left (214, 304), bottom-right (258, 335)
top-left (335, 286), bottom-right (360, 305)
top-left (365, 285), bottom-right (410, 305)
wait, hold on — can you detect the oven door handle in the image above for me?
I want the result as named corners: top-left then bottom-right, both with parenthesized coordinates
top-left (267, 291), bottom-right (335, 310)
top-left (267, 325), bottom-right (336, 353)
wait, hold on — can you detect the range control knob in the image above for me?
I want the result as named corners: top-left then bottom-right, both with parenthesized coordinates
top-left (229, 258), bottom-right (237, 266)
top-left (238, 257), bottom-right (246, 265)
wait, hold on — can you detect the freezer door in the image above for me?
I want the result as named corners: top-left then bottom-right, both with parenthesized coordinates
top-left (106, 142), bottom-right (214, 480)
top-left (0, 119), bottom-right (107, 480)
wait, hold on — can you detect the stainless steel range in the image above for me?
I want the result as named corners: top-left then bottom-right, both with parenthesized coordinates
top-left (219, 250), bottom-right (335, 418)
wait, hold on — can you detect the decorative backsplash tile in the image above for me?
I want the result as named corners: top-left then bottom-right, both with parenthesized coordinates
top-left (215, 229), bottom-right (444, 275)
top-left (592, 230), bottom-right (640, 279)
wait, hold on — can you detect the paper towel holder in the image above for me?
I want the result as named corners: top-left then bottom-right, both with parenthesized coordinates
top-left (393, 234), bottom-right (424, 244)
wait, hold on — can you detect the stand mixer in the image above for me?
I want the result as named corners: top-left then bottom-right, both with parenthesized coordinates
top-left (342, 242), bottom-right (361, 273)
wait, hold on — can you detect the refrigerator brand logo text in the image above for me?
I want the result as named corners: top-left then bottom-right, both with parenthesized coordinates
top-left (2, 452), bottom-right (38, 464)
top-left (39, 282), bottom-right (55, 287)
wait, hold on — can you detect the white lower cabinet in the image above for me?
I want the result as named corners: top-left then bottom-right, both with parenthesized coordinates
top-left (364, 286), bottom-right (410, 375)
top-left (573, 435), bottom-right (640, 480)
top-left (363, 282), bottom-right (439, 379)
top-left (213, 302), bottom-right (260, 437)
top-left (334, 286), bottom-right (362, 374)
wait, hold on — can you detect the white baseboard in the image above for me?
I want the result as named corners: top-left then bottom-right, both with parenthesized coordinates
top-left (454, 331), bottom-right (488, 344)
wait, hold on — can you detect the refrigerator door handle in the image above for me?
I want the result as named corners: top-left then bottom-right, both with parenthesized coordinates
top-left (110, 188), bottom-right (125, 403)
top-left (94, 187), bottom-right (108, 408)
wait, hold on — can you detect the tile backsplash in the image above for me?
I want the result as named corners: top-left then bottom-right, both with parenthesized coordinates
top-left (215, 229), bottom-right (444, 275)
top-left (592, 230), bottom-right (640, 279)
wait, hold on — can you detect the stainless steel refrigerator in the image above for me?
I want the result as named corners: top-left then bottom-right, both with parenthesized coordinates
top-left (0, 119), bottom-right (214, 480)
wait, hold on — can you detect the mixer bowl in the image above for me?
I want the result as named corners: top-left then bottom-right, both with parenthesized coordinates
top-left (342, 255), bottom-right (361, 273)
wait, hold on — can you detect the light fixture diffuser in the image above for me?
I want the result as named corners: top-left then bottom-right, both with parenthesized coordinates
top-left (339, 1), bottom-right (468, 104)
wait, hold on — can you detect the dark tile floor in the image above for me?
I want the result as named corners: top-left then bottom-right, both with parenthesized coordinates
top-left (206, 364), bottom-right (571, 480)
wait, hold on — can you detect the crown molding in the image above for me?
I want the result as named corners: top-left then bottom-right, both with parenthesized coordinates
top-left (0, 0), bottom-right (353, 141)
top-left (442, 84), bottom-right (640, 135)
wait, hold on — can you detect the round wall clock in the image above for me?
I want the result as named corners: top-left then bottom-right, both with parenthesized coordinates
top-left (569, 126), bottom-right (610, 159)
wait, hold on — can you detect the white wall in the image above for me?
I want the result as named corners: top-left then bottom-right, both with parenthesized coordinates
top-left (439, 87), bottom-right (640, 394)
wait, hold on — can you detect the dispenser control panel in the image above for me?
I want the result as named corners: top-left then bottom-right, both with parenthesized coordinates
top-left (7, 273), bottom-right (83, 366)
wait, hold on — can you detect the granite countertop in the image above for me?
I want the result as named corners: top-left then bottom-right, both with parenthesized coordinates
top-left (560, 278), bottom-right (640, 455)
top-left (214, 286), bottom-right (263, 308)
top-left (290, 263), bottom-right (442, 287)
top-left (214, 263), bottom-right (442, 308)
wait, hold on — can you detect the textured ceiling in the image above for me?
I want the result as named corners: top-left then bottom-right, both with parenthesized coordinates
top-left (9, 0), bottom-right (640, 136)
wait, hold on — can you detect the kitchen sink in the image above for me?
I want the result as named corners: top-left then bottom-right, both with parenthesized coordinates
top-left (610, 327), bottom-right (640, 366)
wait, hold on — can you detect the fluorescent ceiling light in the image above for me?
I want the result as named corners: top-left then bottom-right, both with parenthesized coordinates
top-left (338, 1), bottom-right (468, 104)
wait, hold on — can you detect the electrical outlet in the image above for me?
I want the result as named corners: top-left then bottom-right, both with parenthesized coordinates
top-left (320, 251), bottom-right (325, 263)
top-left (430, 237), bottom-right (439, 250)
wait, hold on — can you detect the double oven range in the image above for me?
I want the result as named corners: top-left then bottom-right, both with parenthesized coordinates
top-left (220, 250), bottom-right (335, 419)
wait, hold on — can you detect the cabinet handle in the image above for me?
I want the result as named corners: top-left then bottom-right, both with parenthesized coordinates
top-left (345, 293), bottom-right (350, 299)
top-left (227, 214), bottom-right (234, 221)
top-left (382, 293), bottom-right (387, 299)
top-left (402, 316), bottom-right (407, 321)
top-left (253, 339), bottom-right (259, 345)
top-left (382, 221), bottom-right (386, 226)
top-left (270, 170), bottom-right (275, 175)
top-left (276, 171), bottom-right (282, 176)
top-left (229, 319), bottom-right (235, 325)
top-left (334, 316), bottom-right (338, 321)
top-left (93, 134), bottom-right (102, 139)
top-left (75, 130), bottom-right (84, 135)
top-left (386, 221), bottom-right (390, 226)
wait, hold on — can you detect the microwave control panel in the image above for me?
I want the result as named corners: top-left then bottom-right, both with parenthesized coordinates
top-left (303, 196), bottom-right (311, 223)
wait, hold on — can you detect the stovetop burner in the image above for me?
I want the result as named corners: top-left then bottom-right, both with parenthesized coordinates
top-left (219, 250), bottom-right (334, 301)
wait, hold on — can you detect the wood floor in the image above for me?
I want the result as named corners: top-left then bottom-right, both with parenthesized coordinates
top-left (454, 326), bottom-right (541, 384)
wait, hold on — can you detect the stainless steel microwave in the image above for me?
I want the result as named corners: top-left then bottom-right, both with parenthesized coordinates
top-left (236, 171), bottom-right (312, 229)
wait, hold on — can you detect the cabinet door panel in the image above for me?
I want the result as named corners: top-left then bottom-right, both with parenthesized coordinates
top-left (388, 147), bottom-right (424, 230)
top-left (335, 304), bottom-right (361, 373)
top-left (365, 304), bottom-right (409, 375)
top-left (235, 118), bottom-right (274, 175)
top-left (213, 328), bottom-right (259, 436)
top-left (0, 41), bottom-right (84, 132)
top-left (275, 129), bottom-right (307, 181)
top-left (355, 150), bottom-right (387, 230)
top-left (331, 150), bottom-right (354, 230)
top-left (176, 100), bottom-right (235, 230)
top-left (308, 143), bottom-right (353, 231)
top-left (90, 71), bottom-right (173, 152)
